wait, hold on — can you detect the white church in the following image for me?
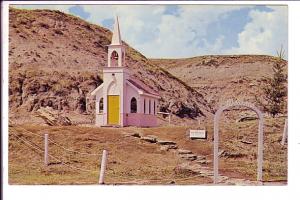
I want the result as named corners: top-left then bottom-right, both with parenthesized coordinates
top-left (91, 16), bottom-right (160, 127)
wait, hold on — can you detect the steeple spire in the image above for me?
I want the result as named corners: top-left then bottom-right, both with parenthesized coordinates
top-left (107, 15), bottom-right (125, 68)
top-left (111, 16), bottom-right (122, 45)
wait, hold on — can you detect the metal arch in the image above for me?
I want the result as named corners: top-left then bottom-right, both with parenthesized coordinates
top-left (213, 102), bottom-right (264, 184)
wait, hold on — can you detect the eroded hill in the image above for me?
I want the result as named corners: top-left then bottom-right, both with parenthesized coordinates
top-left (9, 8), bottom-right (213, 123)
top-left (151, 55), bottom-right (288, 112)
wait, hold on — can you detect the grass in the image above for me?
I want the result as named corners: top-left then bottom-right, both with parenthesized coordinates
top-left (9, 125), bottom-right (207, 185)
top-left (214, 114), bottom-right (287, 182)
top-left (9, 114), bottom-right (287, 185)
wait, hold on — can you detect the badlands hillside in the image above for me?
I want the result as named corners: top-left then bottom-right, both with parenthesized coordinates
top-left (9, 8), bottom-right (212, 124)
top-left (9, 8), bottom-right (287, 124)
top-left (151, 55), bottom-right (288, 112)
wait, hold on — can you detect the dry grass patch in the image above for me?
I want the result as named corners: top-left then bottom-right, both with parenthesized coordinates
top-left (9, 125), bottom-right (211, 185)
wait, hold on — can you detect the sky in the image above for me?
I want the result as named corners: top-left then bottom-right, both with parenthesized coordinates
top-left (12, 4), bottom-right (288, 59)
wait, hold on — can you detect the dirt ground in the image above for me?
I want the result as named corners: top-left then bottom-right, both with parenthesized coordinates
top-left (8, 112), bottom-right (287, 185)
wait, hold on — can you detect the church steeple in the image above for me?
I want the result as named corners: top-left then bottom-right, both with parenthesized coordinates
top-left (111, 16), bottom-right (122, 45)
top-left (107, 16), bottom-right (125, 68)
top-left (91, 15), bottom-right (159, 128)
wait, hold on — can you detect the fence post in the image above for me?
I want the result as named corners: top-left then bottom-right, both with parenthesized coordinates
top-left (99, 150), bottom-right (108, 184)
top-left (168, 114), bottom-right (171, 126)
top-left (44, 133), bottom-right (49, 166)
top-left (281, 119), bottom-right (288, 146)
top-left (86, 97), bottom-right (88, 113)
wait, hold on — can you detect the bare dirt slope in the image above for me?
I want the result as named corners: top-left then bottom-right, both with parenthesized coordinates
top-left (9, 8), bottom-right (212, 124)
top-left (151, 55), bottom-right (288, 112)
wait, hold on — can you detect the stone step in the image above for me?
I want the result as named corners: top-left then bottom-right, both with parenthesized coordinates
top-left (199, 169), bottom-right (214, 176)
top-left (125, 132), bottom-right (141, 138)
top-left (180, 154), bottom-right (197, 161)
top-left (176, 163), bottom-right (214, 176)
top-left (178, 149), bottom-right (193, 154)
top-left (140, 136), bottom-right (157, 143)
top-left (196, 160), bottom-right (208, 164)
top-left (147, 135), bottom-right (158, 139)
top-left (157, 140), bottom-right (176, 145)
top-left (196, 155), bottom-right (206, 160)
top-left (160, 144), bottom-right (178, 151)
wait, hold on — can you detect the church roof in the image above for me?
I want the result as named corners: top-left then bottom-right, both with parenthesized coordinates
top-left (111, 16), bottom-right (122, 45)
top-left (127, 78), bottom-right (160, 98)
top-left (90, 83), bottom-right (103, 96)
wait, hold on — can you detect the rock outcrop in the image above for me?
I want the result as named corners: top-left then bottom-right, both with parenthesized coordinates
top-left (36, 107), bottom-right (72, 126)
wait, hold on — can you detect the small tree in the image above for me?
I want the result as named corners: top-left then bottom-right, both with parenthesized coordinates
top-left (258, 47), bottom-right (287, 117)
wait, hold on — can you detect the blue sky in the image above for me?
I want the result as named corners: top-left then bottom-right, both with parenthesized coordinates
top-left (12, 4), bottom-right (288, 59)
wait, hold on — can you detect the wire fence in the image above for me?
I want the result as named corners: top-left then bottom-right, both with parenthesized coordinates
top-left (10, 130), bottom-right (99, 173)
top-left (9, 125), bottom-right (209, 184)
top-left (10, 126), bottom-right (102, 156)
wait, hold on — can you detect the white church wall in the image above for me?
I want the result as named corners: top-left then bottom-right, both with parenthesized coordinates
top-left (103, 68), bottom-right (127, 126)
top-left (95, 99), bottom-right (104, 126)
top-left (95, 113), bottom-right (104, 126)
top-left (94, 86), bottom-right (104, 126)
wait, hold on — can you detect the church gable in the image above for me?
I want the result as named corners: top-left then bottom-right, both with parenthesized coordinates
top-left (91, 83), bottom-right (103, 97)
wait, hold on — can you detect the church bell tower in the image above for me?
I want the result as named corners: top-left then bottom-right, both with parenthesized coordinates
top-left (102, 16), bottom-right (129, 126)
top-left (107, 16), bottom-right (125, 68)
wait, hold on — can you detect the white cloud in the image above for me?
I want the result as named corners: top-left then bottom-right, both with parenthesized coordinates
top-left (226, 6), bottom-right (288, 58)
top-left (10, 5), bottom-right (288, 59)
top-left (119, 5), bottom-right (251, 58)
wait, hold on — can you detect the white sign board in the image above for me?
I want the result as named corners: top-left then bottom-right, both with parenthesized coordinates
top-left (189, 130), bottom-right (206, 139)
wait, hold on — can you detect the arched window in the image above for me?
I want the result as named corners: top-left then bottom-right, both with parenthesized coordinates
top-left (110, 51), bottom-right (118, 67)
top-left (154, 101), bottom-right (156, 115)
top-left (149, 100), bottom-right (151, 114)
top-left (99, 98), bottom-right (103, 113)
top-left (130, 97), bottom-right (137, 113)
top-left (144, 99), bottom-right (146, 114)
